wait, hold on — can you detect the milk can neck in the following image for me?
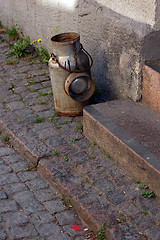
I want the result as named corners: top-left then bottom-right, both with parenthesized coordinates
top-left (51, 32), bottom-right (81, 57)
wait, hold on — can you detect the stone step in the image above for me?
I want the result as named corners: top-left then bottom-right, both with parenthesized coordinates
top-left (83, 99), bottom-right (160, 197)
top-left (143, 60), bottom-right (160, 114)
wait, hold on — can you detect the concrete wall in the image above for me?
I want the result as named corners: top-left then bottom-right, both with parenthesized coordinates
top-left (1, 0), bottom-right (160, 101)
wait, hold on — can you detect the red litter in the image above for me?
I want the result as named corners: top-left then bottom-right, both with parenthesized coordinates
top-left (72, 226), bottom-right (81, 231)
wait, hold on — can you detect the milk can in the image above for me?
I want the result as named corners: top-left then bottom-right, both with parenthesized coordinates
top-left (48, 32), bottom-right (95, 116)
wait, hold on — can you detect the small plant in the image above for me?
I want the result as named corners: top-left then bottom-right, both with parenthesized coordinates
top-left (70, 138), bottom-right (80, 144)
top-left (75, 124), bottom-right (83, 131)
top-left (105, 153), bottom-right (113, 160)
top-left (5, 59), bottom-right (19, 65)
top-left (53, 151), bottom-right (60, 156)
top-left (7, 26), bottom-right (19, 40)
top-left (6, 36), bottom-right (33, 58)
top-left (91, 141), bottom-right (96, 146)
top-left (59, 121), bottom-right (67, 125)
top-left (2, 136), bottom-right (10, 143)
top-left (142, 210), bottom-right (149, 215)
top-left (92, 181), bottom-right (96, 186)
top-left (141, 191), bottom-right (156, 198)
top-left (83, 178), bottom-right (90, 184)
top-left (97, 223), bottom-right (109, 240)
top-left (8, 83), bottom-right (16, 91)
top-left (28, 80), bottom-right (36, 85)
top-left (23, 163), bottom-right (37, 171)
top-left (134, 179), bottom-right (141, 184)
top-left (62, 196), bottom-right (72, 209)
top-left (32, 39), bottom-right (50, 63)
top-left (39, 91), bottom-right (52, 96)
top-left (64, 155), bottom-right (69, 162)
top-left (39, 100), bottom-right (46, 105)
top-left (35, 116), bottom-right (45, 123)
top-left (139, 184), bottom-right (148, 189)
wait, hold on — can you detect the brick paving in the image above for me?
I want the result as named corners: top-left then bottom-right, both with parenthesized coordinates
top-left (0, 33), bottom-right (160, 239)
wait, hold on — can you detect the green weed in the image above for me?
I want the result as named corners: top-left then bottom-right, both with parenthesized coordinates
top-left (39, 91), bottom-right (52, 96)
top-left (142, 210), bottom-right (149, 215)
top-left (97, 223), bottom-right (109, 240)
top-left (75, 124), bottom-right (83, 131)
top-left (62, 196), bottom-right (72, 209)
top-left (39, 46), bottom-right (50, 63)
top-left (139, 184), bottom-right (148, 189)
top-left (2, 136), bottom-right (10, 143)
top-left (35, 116), bottom-right (45, 123)
top-left (64, 155), bottom-right (69, 162)
top-left (91, 141), bottom-right (96, 146)
top-left (53, 151), bottom-right (60, 156)
top-left (5, 59), bottom-right (19, 65)
top-left (141, 191), bottom-right (156, 198)
top-left (39, 100), bottom-right (46, 105)
top-left (105, 153), bottom-right (113, 160)
top-left (7, 26), bottom-right (19, 40)
top-left (70, 138), bottom-right (80, 144)
top-left (6, 36), bottom-right (33, 58)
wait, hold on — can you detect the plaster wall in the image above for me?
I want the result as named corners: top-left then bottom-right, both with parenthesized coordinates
top-left (0, 0), bottom-right (160, 101)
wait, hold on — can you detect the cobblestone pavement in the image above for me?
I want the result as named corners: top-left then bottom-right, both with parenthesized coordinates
top-left (0, 135), bottom-right (93, 240)
top-left (0, 33), bottom-right (160, 240)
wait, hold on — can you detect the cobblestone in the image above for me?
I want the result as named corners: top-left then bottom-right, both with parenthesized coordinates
top-left (0, 34), bottom-right (160, 239)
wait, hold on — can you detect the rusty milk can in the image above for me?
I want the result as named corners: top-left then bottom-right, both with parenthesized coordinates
top-left (48, 32), bottom-right (95, 116)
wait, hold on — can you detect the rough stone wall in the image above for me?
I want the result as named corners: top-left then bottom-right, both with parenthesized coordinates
top-left (0, 0), bottom-right (160, 101)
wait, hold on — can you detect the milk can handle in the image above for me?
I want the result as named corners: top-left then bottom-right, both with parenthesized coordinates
top-left (51, 44), bottom-right (93, 73)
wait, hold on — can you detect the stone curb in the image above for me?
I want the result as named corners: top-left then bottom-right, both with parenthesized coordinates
top-left (0, 107), bottom-right (53, 164)
top-left (83, 103), bottom-right (160, 198)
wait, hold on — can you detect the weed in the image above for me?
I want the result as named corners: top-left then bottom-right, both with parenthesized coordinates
top-left (142, 210), bottom-right (149, 215)
top-left (70, 138), bottom-right (80, 144)
top-left (75, 124), bottom-right (83, 131)
top-left (2, 136), bottom-right (10, 143)
top-left (6, 36), bottom-right (33, 58)
top-left (62, 196), bottom-right (72, 209)
top-left (39, 100), bottom-right (46, 105)
top-left (7, 26), bottom-right (19, 40)
top-left (134, 179), bottom-right (141, 184)
top-left (53, 151), bottom-right (60, 156)
top-left (39, 91), bottom-right (52, 96)
top-left (39, 46), bottom-right (50, 63)
top-left (97, 223), bottom-right (109, 240)
top-left (141, 191), bottom-right (156, 198)
top-left (105, 153), bottom-right (113, 160)
top-left (54, 112), bottom-right (60, 117)
top-left (28, 80), bottom-right (36, 85)
top-left (2, 100), bottom-right (6, 104)
top-left (23, 163), bottom-right (37, 171)
top-left (92, 181), bottom-right (96, 186)
top-left (139, 184), bottom-right (148, 189)
top-left (32, 39), bottom-right (50, 63)
top-left (114, 216), bottom-right (126, 225)
top-left (35, 116), bottom-right (45, 123)
top-left (0, 21), bottom-right (2, 28)
top-left (91, 141), bottom-right (96, 146)
top-left (5, 59), bottom-right (19, 65)
top-left (83, 178), bottom-right (90, 184)
top-left (59, 121), bottom-right (67, 125)
top-left (64, 155), bottom-right (69, 162)
top-left (8, 83), bottom-right (16, 91)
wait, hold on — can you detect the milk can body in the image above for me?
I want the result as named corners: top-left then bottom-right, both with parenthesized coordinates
top-left (49, 32), bottom-right (95, 116)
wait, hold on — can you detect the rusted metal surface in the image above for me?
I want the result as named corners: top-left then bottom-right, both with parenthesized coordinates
top-left (49, 32), bottom-right (94, 116)
top-left (51, 32), bottom-right (80, 45)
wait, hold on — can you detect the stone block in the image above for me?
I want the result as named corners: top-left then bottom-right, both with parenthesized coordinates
top-left (143, 63), bottom-right (160, 114)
